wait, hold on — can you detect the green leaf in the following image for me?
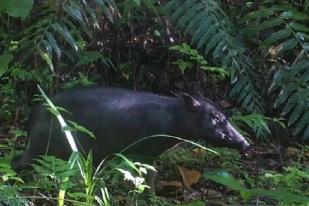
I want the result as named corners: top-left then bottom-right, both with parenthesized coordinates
top-left (280, 10), bottom-right (309, 20)
top-left (172, 59), bottom-right (193, 73)
top-left (256, 18), bottom-right (282, 31)
top-left (242, 7), bottom-right (273, 21)
top-left (205, 33), bottom-right (223, 55)
top-left (178, 2), bottom-right (203, 27)
top-left (294, 111), bottom-right (309, 135)
top-left (268, 69), bottom-right (286, 94)
top-left (165, 0), bottom-right (264, 113)
top-left (288, 102), bottom-right (306, 126)
top-left (213, 41), bottom-right (226, 58)
top-left (238, 85), bottom-right (251, 104)
top-left (205, 170), bottom-right (244, 191)
top-left (279, 38), bottom-right (298, 54)
top-left (288, 60), bottom-right (309, 77)
top-left (123, 0), bottom-right (141, 17)
top-left (281, 92), bottom-right (300, 116)
top-left (67, 120), bottom-right (95, 139)
top-left (262, 28), bottom-right (290, 46)
top-left (38, 49), bottom-right (54, 73)
top-left (52, 22), bottom-right (78, 51)
top-left (0, 0), bottom-right (34, 19)
top-left (170, 0), bottom-right (194, 20)
top-left (274, 84), bottom-right (297, 108)
top-left (230, 80), bottom-right (246, 97)
top-left (231, 113), bottom-right (271, 139)
top-left (64, 2), bottom-right (86, 27)
top-left (77, 51), bottom-right (105, 66)
top-left (184, 12), bottom-right (206, 34)
top-left (290, 22), bottom-right (309, 32)
top-left (178, 201), bottom-right (205, 206)
top-left (11, 68), bottom-right (34, 81)
top-left (204, 170), bottom-right (309, 203)
top-left (115, 154), bottom-right (139, 174)
top-left (241, 94), bottom-right (252, 108)
top-left (201, 66), bottom-right (229, 77)
top-left (46, 32), bottom-right (61, 59)
top-left (0, 53), bottom-right (13, 78)
top-left (195, 24), bottom-right (216, 49)
top-left (191, 18), bottom-right (212, 45)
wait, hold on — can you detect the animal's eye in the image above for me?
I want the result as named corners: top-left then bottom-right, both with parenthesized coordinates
top-left (212, 113), bottom-right (222, 124)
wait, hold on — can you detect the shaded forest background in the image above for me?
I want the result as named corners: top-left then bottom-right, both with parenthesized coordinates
top-left (1, 0), bottom-right (308, 142)
top-left (0, 0), bottom-right (308, 205)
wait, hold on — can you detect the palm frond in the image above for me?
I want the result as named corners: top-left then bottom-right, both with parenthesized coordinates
top-left (269, 58), bottom-right (309, 139)
top-left (241, 5), bottom-right (309, 57)
top-left (164, 0), bottom-right (264, 113)
top-left (12, 0), bottom-right (117, 77)
top-left (241, 3), bottom-right (309, 140)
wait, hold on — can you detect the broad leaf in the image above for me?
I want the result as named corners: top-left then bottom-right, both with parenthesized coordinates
top-left (0, 53), bottom-right (13, 78)
top-left (0, 0), bottom-right (34, 19)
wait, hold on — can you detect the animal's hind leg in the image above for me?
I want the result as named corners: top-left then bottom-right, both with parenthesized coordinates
top-left (11, 149), bottom-right (36, 172)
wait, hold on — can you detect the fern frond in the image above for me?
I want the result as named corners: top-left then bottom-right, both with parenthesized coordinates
top-left (230, 113), bottom-right (272, 140)
top-left (241, 3), bottom-right (309, 140)
top-left (164, 0), bottom-right (264, 113)
top-left (269, 58), bottom-right (309, 139)
top-left (241, 5), bottom-right (309, 58)
top-left (10, 0), bottom-right (116, 75)
top-left (76, 51), bottom-right (114, 68)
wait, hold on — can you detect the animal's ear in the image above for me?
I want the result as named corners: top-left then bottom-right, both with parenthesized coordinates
top-left (182, 93), bottom-right (202, 112)
top-left (197, 91), bottom-right (204, 98)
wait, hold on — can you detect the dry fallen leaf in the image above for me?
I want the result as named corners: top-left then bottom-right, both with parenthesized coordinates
top-left (285, 147), bottom-right (299, 157)
top-left (192, 147), bottom-right (207, 155)
top-left (178, 166), bottom-right (202, 189)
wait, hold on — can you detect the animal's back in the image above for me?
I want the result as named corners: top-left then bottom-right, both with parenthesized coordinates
top-left (12, 87), bottom-right (180, 170)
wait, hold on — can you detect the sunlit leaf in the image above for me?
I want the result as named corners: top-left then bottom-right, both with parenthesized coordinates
top-left (39, 49), bottom-right (54, 73)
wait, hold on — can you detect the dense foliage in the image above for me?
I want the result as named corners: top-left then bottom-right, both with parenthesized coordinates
top-left (0, 0), bottom-right (308, 205)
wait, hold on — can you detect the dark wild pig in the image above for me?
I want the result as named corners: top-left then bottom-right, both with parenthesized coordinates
top-left (12, 87), bottom-right (250, 171)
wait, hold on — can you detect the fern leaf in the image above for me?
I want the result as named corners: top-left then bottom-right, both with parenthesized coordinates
top-left (241, 4), bottom-right (309, 56)
top-left (288, 101), bottom-right (307, 126)
top-left (279, 38), bottom-right (299, 54)
top-left (46, 32), bottom-right (61, 59)
top-left (64, 1), bottom-right (87, 27)
top-left (294, 111), bottom-right (309, 135)
top-left (270, 59), bottom-right (309, 139)
top-left (274, 84), bottom-right (297, 108)
top-left (52, 22), bottom-right (79, 51)
top-left (281, 92), bottom-right (298, 115)
top-left (262, 28), bottom-right (291, 47)
top-left (258, 18), bottom-right (282, 31)
top-left (290, 22), bottom-right (309, 32)
top-left (241, 3), bottom-right (309, 139)
top-left (164, 0), bottom-right (264, 113)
